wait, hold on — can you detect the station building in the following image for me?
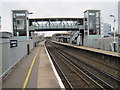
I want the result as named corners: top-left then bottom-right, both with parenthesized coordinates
top-left (12, 10), bottom-right (28, 36)
top-left (101, 23), bottom-right (112, 37)
top-left (52, 33), bottom-right (70, 43)
top-left (84, 10), bottom-right (101, 36)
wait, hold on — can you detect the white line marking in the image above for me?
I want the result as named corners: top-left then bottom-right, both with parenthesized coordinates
top-left (44, 42), bottom-right (65, 89)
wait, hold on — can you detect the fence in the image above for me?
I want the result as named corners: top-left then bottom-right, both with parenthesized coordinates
top-left (83, 37), bottom-right (118, 52)
top-left (0, 37), bottom-right (34, 77)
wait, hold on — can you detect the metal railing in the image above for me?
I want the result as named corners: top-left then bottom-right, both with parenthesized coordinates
top-left (29, 25), bottom-right (84, 31)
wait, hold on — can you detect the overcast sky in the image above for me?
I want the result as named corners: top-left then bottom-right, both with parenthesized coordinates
top-left (0, 0), bottom-right (119, 36)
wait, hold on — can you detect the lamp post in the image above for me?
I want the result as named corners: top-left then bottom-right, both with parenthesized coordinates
top-left (110, 15), bottom-right (116, 52)
top-left (26, 11), bottom-right (33, 54)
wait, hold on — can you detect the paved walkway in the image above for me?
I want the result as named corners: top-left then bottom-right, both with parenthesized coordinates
top-left (37, 42), bottom-right (60, 88)
top-left (2, 41), bottom-right (61, 89)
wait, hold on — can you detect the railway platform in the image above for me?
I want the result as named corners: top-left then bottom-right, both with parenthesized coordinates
top-left (2, 40), bottom-right (120, 89)
top-left (37, 41), bottom-right (62, 88)
top-left (2, 41), bottom-right (63, 89)
top-left (52, 41), bottom-right (120, 57)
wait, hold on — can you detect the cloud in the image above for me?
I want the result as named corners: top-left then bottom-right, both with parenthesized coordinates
top-left (0, 0), bottom-right (119, 2)
top-left (0, 1), bottom-right (118, 35)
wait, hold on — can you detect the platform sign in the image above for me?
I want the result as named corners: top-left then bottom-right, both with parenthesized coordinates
top-left (10, 40), bottom-right (18, 48)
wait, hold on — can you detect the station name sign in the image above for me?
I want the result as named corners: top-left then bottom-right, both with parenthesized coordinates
top-left (10, 40), bottom-right (18, 48)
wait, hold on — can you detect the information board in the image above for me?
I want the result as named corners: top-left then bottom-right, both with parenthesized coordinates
top-left (10, 40), bottom-right (18, 48)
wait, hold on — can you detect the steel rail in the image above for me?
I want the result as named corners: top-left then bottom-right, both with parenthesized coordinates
top-left (46, 45), bottom-right (74, 89)
top-left (55, 49), bottom-right (104, 89)
top-left (55, 47), bottom-right (118, 89)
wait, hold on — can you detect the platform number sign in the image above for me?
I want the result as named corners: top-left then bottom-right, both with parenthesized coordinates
top-left (10, 40), bottom-right (18, 48)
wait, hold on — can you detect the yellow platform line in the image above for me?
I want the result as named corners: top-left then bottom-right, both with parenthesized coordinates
top-left (22, 47), bottom-right (40, 90)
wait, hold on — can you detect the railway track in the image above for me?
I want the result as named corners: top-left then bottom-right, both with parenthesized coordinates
top-left (46, 43), bottom-right (102, 89)
top-left (45, 40), bottom-right (120, 89)
top-left (60, 45), bottom-right (120, 78)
